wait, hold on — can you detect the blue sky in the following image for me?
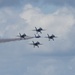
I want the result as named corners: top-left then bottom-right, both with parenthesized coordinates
top-left (0, 0), bottom-right (75, 75)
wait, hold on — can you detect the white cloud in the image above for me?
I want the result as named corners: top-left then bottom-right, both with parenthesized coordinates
top-left (0, 4), bottom-right (75, 53)
top-left (20, 4), bottom-right (75, 53)
top-left (0, 7), bottom-right (27, 38)
top-left (20, 5), bottom-right (75, 36)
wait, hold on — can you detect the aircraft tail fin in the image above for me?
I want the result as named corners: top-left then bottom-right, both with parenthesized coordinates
top-left (32, 41), bottom-right (34, 44)
top-left (35, 27), bottom-right (37, 30)
top-left (19, 33), bottom-right (21, 37)
top-left (47, 34), bottom-right (49, 37)
top-left (34, 34), bottom-right (36, 38)
top-left (24, 33), bottom-right (26, 36)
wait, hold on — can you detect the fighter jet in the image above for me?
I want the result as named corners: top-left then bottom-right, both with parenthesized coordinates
top-left (17, 33), bottom-right (26, 39)
top-left (34, 34), bottom-right (41, 38)
top-left (30, 41), bottom-right (42, 48)
top-left (33, 27), bottom-right (45, 34)
top-left (45, 34), bottom-right (57, 41)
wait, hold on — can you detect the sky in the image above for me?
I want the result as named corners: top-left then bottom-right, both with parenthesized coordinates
top-left (0, 0), bottom-right (75, 75)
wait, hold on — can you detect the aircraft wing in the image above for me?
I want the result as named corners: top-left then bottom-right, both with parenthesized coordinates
top-left (0, 36), bottom-right (33, 43)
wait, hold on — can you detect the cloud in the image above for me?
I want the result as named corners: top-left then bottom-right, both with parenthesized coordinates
top-left (24, 57), bottom-right (74, 75)
top-left (20, 4), bottom-right (75, 53)
top-left (0, 4), bottom-right (75, 53)
top-left (0, 7), bottom-right (28, 38)
top-left (21, 4), bottom-right (75, 36)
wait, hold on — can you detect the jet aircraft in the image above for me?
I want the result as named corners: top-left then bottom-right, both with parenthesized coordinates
top-left (33, 27), bottom-right (45, 34)
top-left (45, 34), bottom-right (57, 41)
top-left (30, 41), bottom-right (42, 48)
top-left (34, 34), bottom-right (41, 38)
top-left (17, 33), bottom-right (26, 39)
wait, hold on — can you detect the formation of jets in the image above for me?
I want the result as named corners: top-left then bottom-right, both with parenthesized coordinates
top-left (0, 27), bottom-right (57, 48)
top-left (16, 27), bottom-right (57, 48)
